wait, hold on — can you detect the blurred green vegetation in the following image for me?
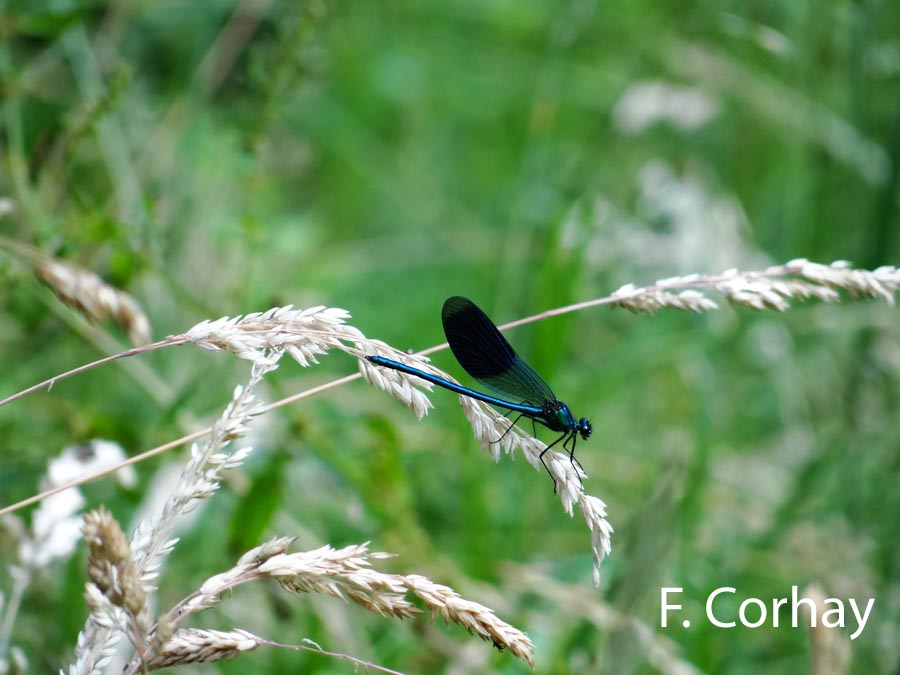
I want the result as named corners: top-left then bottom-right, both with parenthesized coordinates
top-left (1, 1), bottom-right (899, 673)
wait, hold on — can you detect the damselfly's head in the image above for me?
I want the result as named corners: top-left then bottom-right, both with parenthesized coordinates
top-left (577, 418), bottom-right (592, 441)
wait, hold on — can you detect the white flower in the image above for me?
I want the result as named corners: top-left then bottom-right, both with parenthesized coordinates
top-left (18, 489), bottom-right (84, 568)
top-left (613, 81), bottom-right (719, 134)
top-left (47, 439), bottom-right (136, 489)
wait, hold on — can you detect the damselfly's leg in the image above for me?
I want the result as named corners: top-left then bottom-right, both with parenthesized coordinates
top-left (539, 432), bottom-right (570, 494)
top-left (491, 412), bottom-right (526, 444)
top-left (562, 433), bottom-right (586, 488)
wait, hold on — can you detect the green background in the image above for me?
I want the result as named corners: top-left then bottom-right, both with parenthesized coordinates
top-left (1, 1), bottom-right (899, 673)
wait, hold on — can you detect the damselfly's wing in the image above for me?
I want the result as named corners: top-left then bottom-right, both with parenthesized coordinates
top-left (441, 296), bottom-right (557, 406)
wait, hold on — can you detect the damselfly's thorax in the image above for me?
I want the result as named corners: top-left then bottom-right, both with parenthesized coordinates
top-left (539, 400), bottom-right (576, 433)
top-left (537, 401), bottom-right (592, 440)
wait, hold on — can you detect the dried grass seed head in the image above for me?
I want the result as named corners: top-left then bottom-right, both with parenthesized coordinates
top-left (36, 258), bottom-right (152, 345)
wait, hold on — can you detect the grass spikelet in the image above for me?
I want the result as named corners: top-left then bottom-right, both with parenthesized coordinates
top-left (36, 258), bottom-right (152, 346)
top-left (142, 628), bottom-right (261, 670)
top-left (83, 507), bottom-right (147, 618)
top-left (403, 574), bottom-right (535, 666)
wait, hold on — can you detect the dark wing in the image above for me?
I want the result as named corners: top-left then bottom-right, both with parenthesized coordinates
top-left (441, 296), bottom-right (557, 405)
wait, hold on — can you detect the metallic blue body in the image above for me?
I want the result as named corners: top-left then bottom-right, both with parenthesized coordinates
top-left (367, 355), bottom-right (545, 415)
